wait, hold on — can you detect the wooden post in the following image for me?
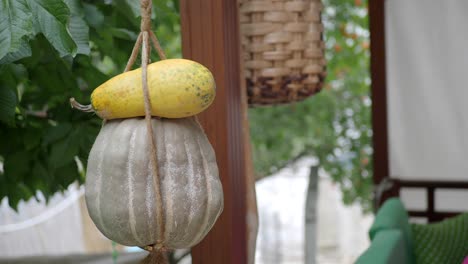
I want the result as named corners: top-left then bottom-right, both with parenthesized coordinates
top-left (369, 0), bottom-right (390, 208)
top-left (180, 1), bottom-right (251, 263)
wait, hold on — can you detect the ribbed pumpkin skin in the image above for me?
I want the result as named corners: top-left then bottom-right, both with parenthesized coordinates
top-left (85, 117), bottom-right (223, 249)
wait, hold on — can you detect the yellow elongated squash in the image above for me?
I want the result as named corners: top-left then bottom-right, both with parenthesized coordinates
top-left (90, 59), bottom-right (216, 119)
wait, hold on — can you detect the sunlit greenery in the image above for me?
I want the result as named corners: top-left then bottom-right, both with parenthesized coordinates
top-left (249, 0), bottom-right (372, 211)
top-left (0, 0), bottom-right (180, 210)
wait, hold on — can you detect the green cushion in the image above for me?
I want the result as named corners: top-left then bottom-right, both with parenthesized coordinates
top-left (411, 213), bottom-right (468, 264)
top-left (369, 198), bottom-right (415, 262)
top-left (356, 229), bottom-right (410, 264)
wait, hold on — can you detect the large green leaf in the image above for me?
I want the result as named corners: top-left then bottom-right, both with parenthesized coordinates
top-left (64, 0), bottom-right (90, 55)
top-left (26, 0), bottom-right (77, 57)
top-left (0, 0), bottom-right (85, 63)
top-left (0, 0), bottom-right (33, 62)
top-left (0, 40), bottom-right (32, 64)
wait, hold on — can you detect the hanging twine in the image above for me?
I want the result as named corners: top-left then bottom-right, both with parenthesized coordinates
top-left (125, 1), bottom-right (167, 71)
top-left (123, 0), bottom-right (168, 263)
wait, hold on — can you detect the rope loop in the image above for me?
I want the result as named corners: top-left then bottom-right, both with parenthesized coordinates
top-left (140, 0), bottom-right (152, 33)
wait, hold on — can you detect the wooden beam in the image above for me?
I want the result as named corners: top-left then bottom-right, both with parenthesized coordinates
top-left (397, 179), bottom-right (468, 189)
top-left (391, 179), bottom-right (468, 222)
top-left (369, 0), bottom-right (390, 206)
top-left (180, 1), bottom-right (249, 263)
top-left (408, 211), bottom-right (460, 222)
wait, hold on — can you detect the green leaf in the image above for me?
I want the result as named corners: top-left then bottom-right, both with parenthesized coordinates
top-left (49, 128), bottom-right (80, 169)
top-left (0, 39), bottom-right (32, 64)
top-left (26, 0), bottom-right (77, 57)
top-left (64, 0), bottom-right (90, 55)
top-left (121, 0), bottom-right (143, 18)
top-left (82, 3), bottom-right (104, 29)
top-left (28, 161), bottom-right (50, 196)
top-left (7, 191), bottom-right (21, 211)
top-left (23, 128), bottom-right (42, 150)
top-left (55, 162), bottom-right (78, 188)
top-left (4, 150), bottom-right (30, 179)
top-left (0, 87), bottom-right (17, 126)
top-left (17, 183), bottom-right (34, 201)
top-left (7, 182), bottom-right (34, 211)
top-left (3, 150), bottom-right (33, 210)
top-left (43, 123), bottom-right (73, 145)
top-left (0, 0), bottom-right (33, 62)
top-left (110, 28), bottom-right (138, 41)
top-left (69, 15), bottom-right (89, 55)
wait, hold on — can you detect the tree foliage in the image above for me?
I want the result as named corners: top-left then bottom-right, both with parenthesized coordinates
top-left (249, 0), bottom-right (373, 211)
top-left (0, 0), bottom-right (180, 210)
top-left (0, 0), bottom-right (372, 212)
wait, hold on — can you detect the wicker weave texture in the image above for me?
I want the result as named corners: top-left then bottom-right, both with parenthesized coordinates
top-left (239, 0), bottom-right (326, 106)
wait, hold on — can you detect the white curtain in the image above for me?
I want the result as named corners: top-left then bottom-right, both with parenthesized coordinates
top-left (386, 0), bottom-right (468, 209)
top-left (386, 0), bottom-right (468, 180)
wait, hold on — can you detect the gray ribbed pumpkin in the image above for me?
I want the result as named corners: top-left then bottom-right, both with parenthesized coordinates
top-left (85, 117), bottom-right (223, 249)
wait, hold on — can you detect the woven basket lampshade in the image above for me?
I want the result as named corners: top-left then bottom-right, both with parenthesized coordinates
top-left (239, 0), bottom-right (326, 106)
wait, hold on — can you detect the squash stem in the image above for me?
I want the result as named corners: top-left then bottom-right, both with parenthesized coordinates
top-left (69, 98), bottom-right (94, 113)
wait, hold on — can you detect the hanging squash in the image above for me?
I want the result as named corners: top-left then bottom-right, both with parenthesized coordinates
top-left (85, 117), bottom-right (224, 249)
top-left (71, 59), bottom-right (216, 119)
top-left (91, 59), bottom-right (216, 119)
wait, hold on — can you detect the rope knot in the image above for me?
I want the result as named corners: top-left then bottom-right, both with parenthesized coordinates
top-left (140, 0), bottom-right (152, 32)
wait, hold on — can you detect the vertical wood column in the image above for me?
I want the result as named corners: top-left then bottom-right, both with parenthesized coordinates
top-left (369, 0), bottom-right (391, 207)
top-left (180, 1), bottom-right (250, 263)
